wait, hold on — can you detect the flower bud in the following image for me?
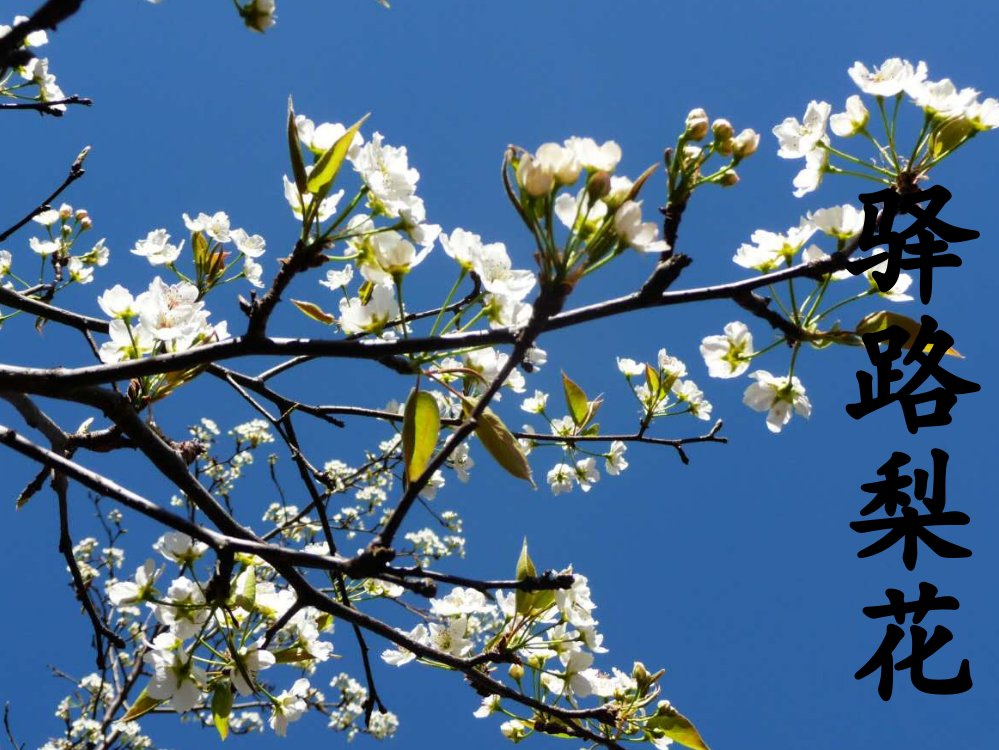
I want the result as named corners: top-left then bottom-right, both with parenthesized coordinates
top-left (586, 170), bottom-right (612, 202)
top-left (715, 137), bottom-right (734, 156)
top-left (684, 108), bottom-right (709, 141)
top-left (516, 153), bottom-right (553, 198)
top-left (732, 128), bottom-right (760, 160)
top-left (80, 217), bottom-right (93, 230)
top-left (508, 663), bottom-right (525, 681)
top-left (711, 118), bottom-right (734, 142)
top-left (61, 223), bottom-right (73, 236)
top-left (719, 171), bottom-right (740, 187)
top-left (58, 203), bottom-right (73, 219)
top-left (75, 209), bottom-right (89, 222)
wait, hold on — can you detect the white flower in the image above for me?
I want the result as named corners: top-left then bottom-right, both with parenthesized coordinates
top-left (521, 390), bottom-right (548, 414)
top-left (472, 241), bottom-right (536, 301)
top-left (67, 258), bottom-right (94, 284)
top-left (605, 441), bottom-right (628, 476)
top-left (516, 150), bottom-right (553, 197)
top-left (700, 321), bottom-right (755, 378)
top-left (848, 58), bottom-right (927, 98)
top-left (357, 231), bottom-right (431, 285)
top-left (230, 228), bottom-right (266, 258)
top-left (350, 132), bottom-right (421, 211)
top-left (734, 221), bottom-right (816, 271)
top-left (320, 265), bottom-right (353, 290)
top-left (554, 569), bottom-right (596, 627)
top-left (243, 257), bottom-right (264, 288)
top-left (484, 294), bottom-right (532, 330)
top-left (381, 624), bottom-right (427, 666)
top-left (0, 250), bottom-right (11, 277)
top-left (143, 643), bottom-right (205, 713)
top-left (807, 204), bottom-right (865, 239)
top-left (673, 379), bottom-right (712, 420)
top-left (430, 587), bottom-right (488, 617)
top-left (20, 57), bottom-right (65, 110)
top-left (29, 236), bottom-right (60, 256)
top-left (802, 244), bottom-right (852, 280)
top-left (337, 284), bottom-right (400, 334)
top-left (153, 531), bottom-right (209, 565)
top-left (282, 175), bottom-right (344, 223)
top-left (614, 201), bottom-right (669, 253)
top-left (536, 142), bottom-right (582, 184)
top-left (773, 101), bottom-right (831, 158)
top-left (269, 678), bottom-right (310, 736)
top-left (427, 617), bottom-right (472, 657)
top-left (296, 115), bottom-right (365, 157)
top-left (792, 143), bottom-right (829, 198)
top-left (617, 357), bottom-right (646, 377)
top-left (657, 349), bottom-right (687, 379)
top-left (574, 458), bottom-right (600, 492)
top-left (965, 97), bottom-right (999, 131)
top-left (908, 78), bottom-right (978, 119)
top-left (32, 208), bottom-right (60, 226)
top-left (155, 577), bottom-right (210, 640)
top-left (107, 559), bottom-right (162, 606)
top-left (230, 643), bottom-right (276, 697)
top-left (829, 95), bottom-right (870, 137)
top-left (564, 136), bottom-right (622, 172)
top-left (547, 463), bottom-right (574, 495)
top-left (137, 277), bottom-right (204, 341)
top-left (863, 251), bottom-right (914, 301)
top-left (526, 346), bottom-right (547, 369)
top-left (554, 190), bottom-right (608, 232)
top-left (541, 650), bottom-right (595, 699)
top-left (743, 371), bottom-right (812, 433)
top-left (501, 719), bottom-right (530, 742)
top-left (98, 319), bottom-right (154, 363)
top-left (131, 229), bottom-right (183, 266)
top-left (473, 695), bottom-right (501, 719)
top-left (183, 212), bottom-right (231, 243)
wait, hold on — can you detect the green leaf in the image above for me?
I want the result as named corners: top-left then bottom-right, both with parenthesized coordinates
top-left (465, 401), bottom-right (534, 487)
top-left (645, 363), bottom-right (660, 395)
top-left (121, 688), bottom-right (164, 722)
top-left (562, 371), bottom-right (589, 426)
top-left (306, 112), bottom-right (370, 195)
top-left (236, 566), bottom-right (256, 611)
top-left (646, 705), bottom-right (712, 750)
top-left (292, 299), bottom-right (336, 325)
top-left (515, 538), bottom-right (538, 615)
top-left (402, 389), bottom-right (441, 484)
top-left (287, 96), bottom-right (309, 196)
top-left (856, 311), bottom-right (962, 358)
top-left (211, 682), bottom-right (233, 741)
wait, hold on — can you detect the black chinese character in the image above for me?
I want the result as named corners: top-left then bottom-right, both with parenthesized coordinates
top-left (856, 582), bottom-right (971, 700)
top-left (848, 186), bottom-right (978, 304)
top-left (846, 315), bottom-right (981, 433)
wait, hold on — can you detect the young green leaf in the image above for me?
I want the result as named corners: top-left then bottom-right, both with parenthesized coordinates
top-left (645, 363), bottom-right (660, 395)
top-left (562, 371), bottom-right (589, 426)
top-left (291, 299), bottom-right (336, 325)
top-left (646, 705), bottom-right (712, 750)
top-left (402, 389), bottom-right (441, 484)
top-left (856, 311), bottom-right (962, 357)
top-left (465, 401), bottom-right (534, 487)
top-left (120, 688), bottom-right (164, 722)
top-left (212, 682), bottom-right (234, 741)
top-left (236, 566), bottom-right (256, 611)
top-left (306, 112), bottom-right (370, 195)
top-left (515, 538), bottom-right (538, 615)
top-left (286, 96), bottom-right (309, 196)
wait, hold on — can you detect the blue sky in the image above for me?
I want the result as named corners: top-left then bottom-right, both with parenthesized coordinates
top-left (2, 0), bottom-right (997, 748)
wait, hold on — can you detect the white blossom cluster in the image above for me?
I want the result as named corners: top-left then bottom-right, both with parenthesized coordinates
top-left (0, 16), bottom-right (67, 111)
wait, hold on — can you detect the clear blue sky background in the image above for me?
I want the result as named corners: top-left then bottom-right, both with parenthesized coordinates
top-left (2, 1), bottom-right (997, 748)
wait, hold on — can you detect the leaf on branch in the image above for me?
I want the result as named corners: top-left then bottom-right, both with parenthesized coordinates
top-left (120, 688), bottom-right (163, 722)
top-left (287, 96), bottom-right (309, 196)
top-left (856, 311), bottom-right (962, 358)
top-left (645, 363), bottom-right (660, 395)
top-left (235, 566), bottom-right (256, 611)
top-left (464, 400), bottom-right (534, 487)
top-left (306, 112), bottom-right (370, 195)
top-left (646, 705), bottom-right (712, 750)
top-left (291, 299), bottom-right (336, 325)
top-left (212, 682), bottom-right (233, 741)
top-left (515, 538), bottom-right (537, 615)
top-left (402, 389), bottom-right (440, 484)
top-left (562, 371), bottom-right (589, 426)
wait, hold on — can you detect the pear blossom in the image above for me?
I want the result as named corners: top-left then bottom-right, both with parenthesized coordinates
top-left (965, 97), bottom-right (999, 131)
top-left (554, 189), bottom-right (608, 233)
top-left (143, 640), bottom-right (206, 713)
top-left (472, 242), bottom-right (536, 301)
top-left (535, 142), bottom-right (582, 185)
top-left (33, 208), bottom-right (60, 226)
top-left (337, 284), bottom-right (400, 335)
top-left (574, 458), bottom-right (600, 492)
top-left (525, 346), bottom-right (547, 369)
top-left (29, 236), bottom-right (60, 256)
top-left (734, 221), bottom-right (816, 271)
top-left (358, 231), bottom-right (431, 284)
top-left (106, 559), bottom-right (162, 606)
top-left (792, 143), bottom-right (830, 197)
top-left (908, 79), bottom-right (978, 119)
top-left (98, 320), bottom-right (155, 363)
top-left (547, 463), bottom-right (574, 495)
top-left (427, 616), bottom-right (473, 657)
top-left (296, 115), bottom-right (365, 157)
top-left (243, 257), bottom-right (264, 288)
top-left (440, 227), bottom-right (485, 271)
top-left (617, 357), bottom-right (646, 377)
top-left (863, 252), bottom-right (914, 301)
top-left (282, 175), bottom-right (345, 223)
top-left (20, 58), bottom-right (65, 110)
top-left (700, 321), bottom-right (755, 378)
top-left (500, 719), bottom-right (530, 742)
top-left (807, 204), bottom-right (865, 239)
top-left (802, 244), bottom-right (852, 280)
top-left (430, 587), bottom-right (488, 617)
top-left (830, 95), bottom-right (870, 137)
top-left (605, 441), bottom-right (628, 476)
top-left (773, 101), bottom-right (832, 159)
top-left (231, 228), bottom-right (266, 258)
top-left (230, 643), bottom-right (276, 696)
top-left (521, 390), bottom-right (548, 414)
top-left (0, 250), bottom-right (11, 277)
top-left (473, 695), bottom-right (501, 719)
top-left (541, 649), bottom-right (595, 699)
top-left (555, 569), bottom-right (596, 627)
top-left (848, 58), bottom-right (927, 98)
top-left (516, 150), bottom-right (554, 197)
top-left (350, 132), bottom-right (421, 211)
top-left (732, 128), bottom-right (760, 160)
top-left (320, 265), bottom-right (353, 290)
top-left (96, 286), bottom-right (136, 324)
top-left (613, 200), bottom-right (669, 253)
top-left (673, 379), bottom-right (712, 420)
top-left (153, 531), bottom-right (209, 565)
top-left (82, 238), bottom-right (110, 266)
top-left (131, 229), bottom-right (183, 266)
top-left (564, 136), bottom-right (622, 172)
top-left (137, 277), bottom-right (204, 341)
top-left (483, 293), bottom-right (532, 330)
top-left (67, 258), bottom-right (93, 284)
top-left (183, 212), bottom-right (231, 243)
top-left (269, 678), bottom-right (310, 736)
top-left (155, 577), bottom-right (210, 639)
top-left (743, 370), bottom-right (812, 433)
top-left (381, 624), bottom-right (428, 666)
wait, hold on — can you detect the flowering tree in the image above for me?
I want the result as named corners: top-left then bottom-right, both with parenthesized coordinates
top-left (0, 3), bottom-right (995, 750)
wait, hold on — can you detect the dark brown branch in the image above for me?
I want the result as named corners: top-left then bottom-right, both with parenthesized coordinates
top-left (0, 95), bottom-right (92, 116)
top-left (0, 0), bottom-right (87, 69)
top-left (0, 145), bottom-right (89, 243)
